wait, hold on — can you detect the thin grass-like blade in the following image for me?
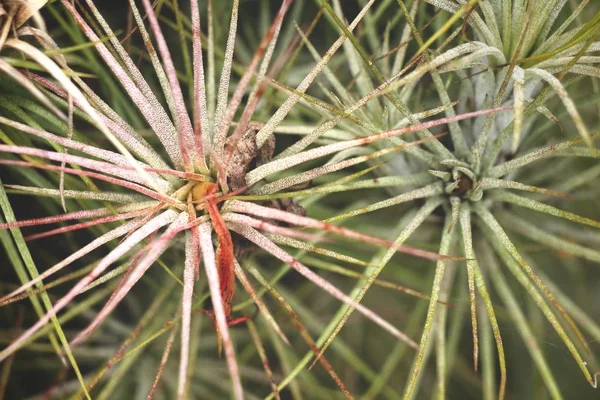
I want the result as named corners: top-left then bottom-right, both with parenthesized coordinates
top-left (324, 183), bottom-right (443, 223)
top-left (70, 212), bottom-right (189, 345)
top-left (0, 116), bottom-right (172, 189)
top-left (225, 200), bottom-right (451, 261)
top-left (147, 323), bottom-right (178, 399)
top-left (80, 0), bottom-right (175, 127)
top-left (491, 191), bottom-right (600, 228)
top-left (484, 221), bottom-right (597, 388)
top-left (233, 259), bottom-right (289, 345)
top-left (178, 201), bottom-right (200, 399)
top-left (24, 209), bottom-right (148, 241)
top-left (125, 0), bottom-right (177, 121)
top-left (0, 178), bottom-right (90, 398)
top-left (459, 205), bottom-right (480, 371)
top-left (60, 1), bottom-right (184, 170)
top-left (256, 0), bottom-right (376, 148)
top-left (0, 217), bottom-right (144, 305)
top-left (4, 37), bottom-right (165, 192)
top-left (487, 134), bottom-right (599, 178)
top-left (59, 95), bottom-right (74, 212)
top-left (3, 185), bottom-right (144, 203)
top-left (140, 0), bottom-right (198, 170)
top-left (0, 210), bottom-right (178, 362)
top-left (460, 203), bottom-right (506, 398)
top-left (246, 263), bottom-right (352, 397)
top-left (310, 197), bottom-right (443, 368)
top-left (0, 59), bottom-right (65, 119)
top-left (403, 215), bottom-right (454, 399)
top-left (0, 144), bottom-right (168, 191)
top-left (257, 135), bottom-right (445, 195)
top-left (213, 0), bottom-right (240, 133)
top-left (0, 202), bottom-right (153, 230)
top-left (29, 73), bottom-right (172, 174)
top-left (322, 0), bottom-right (459, 160)
top-left (215, 0), bottom-right (293, 162)
top-left (198, 222), bottom-right (244, 400)
top-left (512, 66), bottom-right (525, 153)
top-left (482, 243), bottom-right (562, 399)
top-left (475, 206), bottom-right (595, 385)
top-left (0, 159), bottom-right (179, 206)
top-left (527, 68), bottom-right (592, 146)
top-left (417, 0), bottom-right (488, 54)
top-left (479, 178), bottom-right (569, 198)
top-left (246, 319), bottom-right (281, 400)
top-left (268, 234), bottom-right (370, 268)
top-left (228, 222), bottom-right (418, 348)
top-left (223, 213), bottom-right (322, 243)
top-left (248, 107), bottom-right (507, 185)
top-left (206, 0), bottom-right (216, 125)
top-left (499, 211), bottom-right (600, 263)
top-left (190, 0), bottom-right (210, 170)
top-left (303, 256), bottom-right (451, 305)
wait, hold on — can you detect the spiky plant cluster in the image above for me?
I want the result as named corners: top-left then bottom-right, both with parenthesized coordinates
top-left (0, 0), bottom-right (471, 398)
top-left (0, 0), bottom-right (599, 399)
top-left (291, 0), bottom-right (600, 399)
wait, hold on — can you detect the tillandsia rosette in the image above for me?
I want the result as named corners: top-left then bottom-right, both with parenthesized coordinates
top-left (296, 1), bottom-right (600, 399)
top-left (0, 0), bottom-right (599, 399)
top-left (0, 0), bottom-right (486, 399)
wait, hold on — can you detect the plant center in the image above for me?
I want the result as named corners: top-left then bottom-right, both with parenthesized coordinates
top-left (430, 161), bottom-right (483, 202)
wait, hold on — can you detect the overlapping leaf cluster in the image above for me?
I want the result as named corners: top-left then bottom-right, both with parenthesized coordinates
top-left (0, 1), bottom-right (599, 399)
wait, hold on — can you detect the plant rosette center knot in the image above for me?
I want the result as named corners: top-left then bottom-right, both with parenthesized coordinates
top-left (429, 159), bottom-right (482, 202)
top-left (186, 180), bottom-right (231, 218)
top-left (191, 181), bottom-right (217, 208)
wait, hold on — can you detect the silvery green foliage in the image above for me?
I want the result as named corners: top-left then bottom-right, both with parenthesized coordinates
top-left (0, 1), bottom-right (599, 399)
top-left (0, 1), bottom-right (470, 398)
top-left (289, 0), bottom-right (600, 399)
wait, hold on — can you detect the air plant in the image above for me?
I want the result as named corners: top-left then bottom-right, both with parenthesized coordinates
top-left (420, 0), bottom-right (600, 153)
top-left (275, 0), bottom-right (600, 399)
top-left (1, 0), bottom-right (599, 399)
top-left (0, 0), bottom-right (511, 398)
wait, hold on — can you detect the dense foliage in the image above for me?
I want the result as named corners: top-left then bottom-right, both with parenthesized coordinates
top-left (1, 1), bottom-right (599, 399)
